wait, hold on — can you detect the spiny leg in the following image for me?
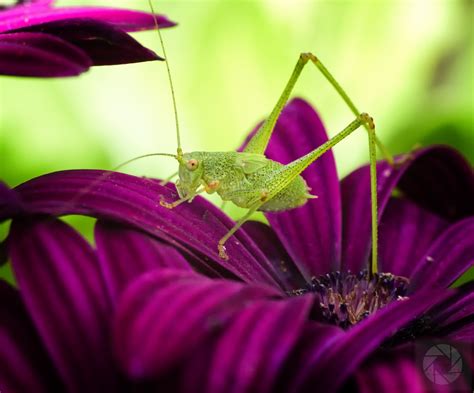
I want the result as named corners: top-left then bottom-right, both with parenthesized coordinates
top-left (243, 52), bottom-right (392, 164)
top-left (308, 55), bottom-right (393, 165)
top-left (367, 121), bottom-right (378, 275)
top-left (160, 187), bottom-right (205, 209)
top-left (218, 202), bottom-right (262, 260)
top-left (260, 113), bottom-right (379, 274)
top-left (244, 52), bottom-right (383, 274)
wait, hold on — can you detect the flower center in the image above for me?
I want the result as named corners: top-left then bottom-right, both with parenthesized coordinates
top-left (291, 271), bottom-right (410, 329)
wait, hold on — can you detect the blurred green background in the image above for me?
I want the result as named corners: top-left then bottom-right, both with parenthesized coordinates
top-left (0, 0), bottom-right (473, 283)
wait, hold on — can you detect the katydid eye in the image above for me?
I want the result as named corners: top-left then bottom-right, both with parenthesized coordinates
top-left (186, 159), bottom-right (199, 171)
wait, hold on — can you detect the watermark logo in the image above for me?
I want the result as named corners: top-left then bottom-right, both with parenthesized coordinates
top-left (422, 344), bottom-right (463, 385)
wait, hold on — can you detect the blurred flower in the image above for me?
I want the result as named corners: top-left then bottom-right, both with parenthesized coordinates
top-left (0, 99), bottom-right (473, 392)
top-left (0, 0), bottom-right (175, 77)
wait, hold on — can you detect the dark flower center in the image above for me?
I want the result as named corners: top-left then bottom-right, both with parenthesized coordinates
top-left (290, 271), bottom-right (410, 329)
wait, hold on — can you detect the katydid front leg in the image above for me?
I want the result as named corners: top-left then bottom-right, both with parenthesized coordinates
top-left (160, 186), bottom-right (205, 208)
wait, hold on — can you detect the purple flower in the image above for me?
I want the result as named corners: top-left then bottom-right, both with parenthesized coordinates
top-left (1, 98), bottom-right (473, 392)
top-left (0, 0), bottom-right (175, 77)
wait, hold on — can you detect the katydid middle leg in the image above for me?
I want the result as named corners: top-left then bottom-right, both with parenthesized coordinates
top-left (218, 202), bottom-right (262, 260)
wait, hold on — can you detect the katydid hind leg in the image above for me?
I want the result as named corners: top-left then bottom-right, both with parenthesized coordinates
top-left (243, 52), bottom-right (383, 273)
top-left (255, 113), bottom-right (380, 273)
top-left (243, 52), bottom-right (391, 163)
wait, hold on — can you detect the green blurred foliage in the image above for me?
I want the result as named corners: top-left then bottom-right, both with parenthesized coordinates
top-left (0, 0), bottom-right (473, 282)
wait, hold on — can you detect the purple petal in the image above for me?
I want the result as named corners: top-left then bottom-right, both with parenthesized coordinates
top-left (379, 198), bottom-right (449, 278)
top-left (114, 269), bottom-right (282, 379)
top-left (0, 181), bottom-right (23, 218)
top-left (9, 217), bottom-right (120, 391)
top-left (430, 283), bottom-right (474, 325)
top-left (10, 170), bottom-right (286, 289)
top-left (0, 31), bottom-right (90, 76)
top-left (429, 284), bottom-right (474, 341)
top-left (15, 19), bottom-right (161, 66)
top-left (206, 296), bottom-right (313, 393)
top-left (409, 217), bottom-right (474, 290)
top-left (0, 6), bottom-right (175, 33)
top-left (240, 98), bottom-right (341, 278)
top-left (95, 219), bottom-right (192, 304)
top-left (274, 322), bottom-right (344, 393)
top-left (446, 324), bottom-right (474, 342)
top-left (0, 280), bottom-right (61, 392)
top-left (398, 148), bottom-right (474, 221)
top-left (341, 146), bottom-right (474, 273)
top-left (355, 349), bottom-right (427, 393)
top-left (241, 220), bottom-right (307, 291)
top-left (288, 289), bottom-right (452, 393)
top-left (0, 239), bottom-right (7, 266)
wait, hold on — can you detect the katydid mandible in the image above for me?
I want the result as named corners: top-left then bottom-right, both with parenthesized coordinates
top-left (137, 2), bottom-right (391, 273)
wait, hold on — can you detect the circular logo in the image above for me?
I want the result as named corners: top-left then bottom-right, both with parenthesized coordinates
top-left (423, 344), bottom-right (463, 385)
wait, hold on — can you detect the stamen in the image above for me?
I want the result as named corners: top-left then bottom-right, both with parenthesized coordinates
top-left (289, 270), bottom-right (410, 329)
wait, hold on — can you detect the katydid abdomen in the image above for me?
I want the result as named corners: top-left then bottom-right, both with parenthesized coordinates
top-left (193, 151), bottom-right (313, 212)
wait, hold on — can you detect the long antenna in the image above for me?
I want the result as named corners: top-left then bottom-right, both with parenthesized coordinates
top-left (112, 152), bottom-right (177, 171)
top-left (147, 0), bottom-right (182, 158)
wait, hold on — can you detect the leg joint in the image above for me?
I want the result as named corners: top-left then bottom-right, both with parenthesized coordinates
top-left (359, 112), bottom-right (375, 130)
top-left (300, 52), bottom-right (318, 64)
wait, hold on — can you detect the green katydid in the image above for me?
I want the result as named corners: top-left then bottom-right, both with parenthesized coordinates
top-left (95, 2), bottom-right (394, 274)
top-left (140, 2), bottom-right (394, 272)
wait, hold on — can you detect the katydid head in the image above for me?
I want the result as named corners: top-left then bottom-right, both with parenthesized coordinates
top-left (175, 152), bottom-right (204, 198)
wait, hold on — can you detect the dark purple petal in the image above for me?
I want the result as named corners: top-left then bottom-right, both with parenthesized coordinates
top-left (114, 269), bottom-right (282, 379)
top-left (274, 323), bottom-right (344, 393)
top-left (398, 149), bottom-right (474, 221)
top-left (9, 217), bottom-right (120, 391)
top-left (409, 218), bottom-right (474, 290)
top-left (10, 170), bottom-right (286, 289)
top-left (288, 289), bottom-right (452, 393)
top-left (379, 198), bottom-right (449, 278)
top-left (241, 220), bottom-right (307, 291)
top-left (15, 19), bottom-right (161, 66)
top-left (354, 345), bottom-right (472, 393)
top-left (95, 219), bottom-right (192, 304)
top-left (0, 31), bottom-right (90, 76)
top-left (341, 146), bottom-right (474, 273)
top-left (240, 98), bottom-right (342, 278)
top-left (0, 6), bottom-right (175, 33)
top-left (355, 351), bottom-right (426, 393)
top-left (0, 181), bottom-right (22, 218)
top-left (205, 296), bottom-right (313, 393)
top-left (429, 283), bottom-right (474, 330)
top-left (0, 239), bottom-right (7, 266)
top-left (0, 280), bottom-right (62, 392)
top-left (446, 324), bottom-right (474, 342)
top-left (425, 282), bottom-right (474, 343)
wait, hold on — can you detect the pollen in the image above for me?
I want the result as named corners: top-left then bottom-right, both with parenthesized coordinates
top-left (289, 271), bottom-right (410, 329)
